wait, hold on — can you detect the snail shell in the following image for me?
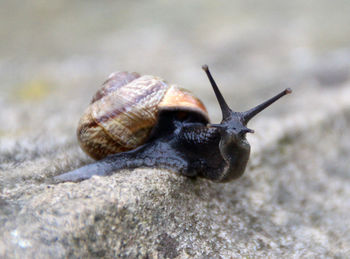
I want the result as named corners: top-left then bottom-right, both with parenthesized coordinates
top-left (77, 71), bottom-right (209, 160)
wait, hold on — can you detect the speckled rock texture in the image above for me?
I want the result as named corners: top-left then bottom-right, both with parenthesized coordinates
top-left (1, 85), bottom-right (350, 258)
top-left (1, 1), bottom-right (350, 258)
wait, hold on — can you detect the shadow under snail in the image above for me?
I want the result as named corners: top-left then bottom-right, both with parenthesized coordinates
top-left (55, 65), bottom-right (291, 183)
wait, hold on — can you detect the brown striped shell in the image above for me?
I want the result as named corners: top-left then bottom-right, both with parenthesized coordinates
top-left (77, 71), bottom-right (209, 160)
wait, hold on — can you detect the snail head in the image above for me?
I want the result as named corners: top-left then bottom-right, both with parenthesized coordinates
top-left (202, 64), bottom-right (292, 143)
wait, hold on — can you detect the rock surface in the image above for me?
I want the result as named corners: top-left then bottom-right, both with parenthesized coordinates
top-left (1, 1), bottom-right (350, 258)
top-left (1, 85), bottom-right (350, 258)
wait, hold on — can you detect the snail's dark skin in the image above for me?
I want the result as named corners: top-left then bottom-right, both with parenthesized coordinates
top-left (55, 65), bottom-right (291, 182)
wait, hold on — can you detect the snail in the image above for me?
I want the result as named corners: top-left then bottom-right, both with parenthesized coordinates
top-left (55, 65), bottom-right (291, 182)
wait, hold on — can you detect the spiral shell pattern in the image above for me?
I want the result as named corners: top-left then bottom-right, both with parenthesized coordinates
top-left (77, 71), bottom-right (208, 160)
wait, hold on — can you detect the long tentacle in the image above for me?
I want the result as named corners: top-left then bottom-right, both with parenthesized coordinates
top-left (242, 88), bottom-right (292, 124)
top-left (202, 65), bottom-right (232, 119)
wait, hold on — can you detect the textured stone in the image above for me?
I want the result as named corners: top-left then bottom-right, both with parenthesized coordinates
top-left (1, 85), bottom-right (350, 258)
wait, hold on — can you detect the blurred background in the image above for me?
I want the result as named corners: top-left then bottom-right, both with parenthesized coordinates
top-left (2, 2), bottom-right (350, 256)
top-left (0, 0), bottom-right (350, 163)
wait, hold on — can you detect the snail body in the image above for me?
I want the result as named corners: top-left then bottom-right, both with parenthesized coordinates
top-left (55, 65), bottom-right (291, 182)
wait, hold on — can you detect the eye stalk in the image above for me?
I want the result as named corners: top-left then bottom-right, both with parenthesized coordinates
top-left (241, 88), bottom-right (292, 124)
top-left (202, 64), bottom-right (232, 120)
top-left (202, 64), bottom-right (292, 134)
